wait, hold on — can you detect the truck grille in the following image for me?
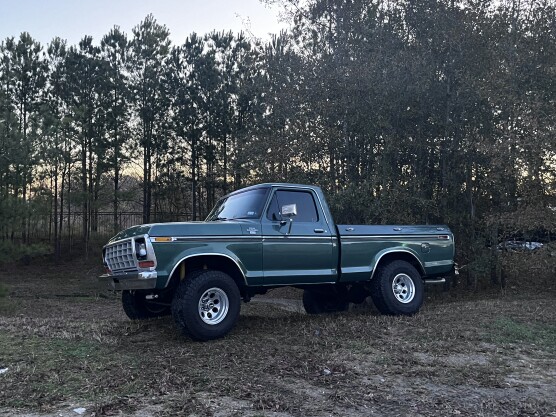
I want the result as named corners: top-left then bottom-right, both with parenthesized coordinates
top-left (104, 239), bottom-right (136, 272)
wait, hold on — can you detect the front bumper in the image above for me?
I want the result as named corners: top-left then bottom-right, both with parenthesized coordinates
top-left (98, 270), bottom-right (158, 290)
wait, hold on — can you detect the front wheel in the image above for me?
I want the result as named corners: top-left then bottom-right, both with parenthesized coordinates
top-left (370, 260), bottom-right (424, 315)
top-left (122, 290), bottom-right (170, 320)
top-left (171, 270), bottom-right (241, 341)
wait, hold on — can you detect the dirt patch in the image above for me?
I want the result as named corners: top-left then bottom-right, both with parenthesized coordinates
top-left (1, 259), bottom-right (556, 416)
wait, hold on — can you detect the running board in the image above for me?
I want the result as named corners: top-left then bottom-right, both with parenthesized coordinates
top-left (424, 278), bottom-right (446, 285)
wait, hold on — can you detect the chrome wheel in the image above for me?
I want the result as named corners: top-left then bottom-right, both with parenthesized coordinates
top-left (392, 273), bottom-right (415, 304)
top-left (198, 287), bottom-right (229, 325)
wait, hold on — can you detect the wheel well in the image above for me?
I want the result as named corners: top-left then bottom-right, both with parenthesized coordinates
top-left (373, 252), bottom-right (425, 278)
top-left (169, 255), bottom-right (246, 293)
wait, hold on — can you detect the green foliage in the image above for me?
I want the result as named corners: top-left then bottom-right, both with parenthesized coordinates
top-left (465, 243), bottom-right (497, 289)
top-left (491, 318), bottom-right (556, 351)
top-left (0, 1), bottom-right (555, 285)
top-left (0, 241), bottom-right (50, 264)
top-left (500, 243), bottom-right (556, 288)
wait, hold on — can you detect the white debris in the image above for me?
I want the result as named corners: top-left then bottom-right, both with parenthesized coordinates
top-left (322, 368), bottom-right (332, 376)
top-left (0, 368), bottom-right (8, 374)
top-left (73, 408), bottom-right (86, 415)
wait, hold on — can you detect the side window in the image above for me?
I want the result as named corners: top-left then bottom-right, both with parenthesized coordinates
top-left (266, 190), bottom-right (319, 223)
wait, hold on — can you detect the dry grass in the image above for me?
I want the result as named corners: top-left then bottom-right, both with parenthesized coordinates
top-left (0, 259), bottom-right (555, 416)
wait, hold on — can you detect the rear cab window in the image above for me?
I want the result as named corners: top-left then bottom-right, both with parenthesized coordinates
top-left (266, 190), bottom-right (319, 223)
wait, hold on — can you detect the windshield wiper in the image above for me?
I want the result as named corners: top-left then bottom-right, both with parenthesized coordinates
top-left (212, 216), bottom-right (232, 221)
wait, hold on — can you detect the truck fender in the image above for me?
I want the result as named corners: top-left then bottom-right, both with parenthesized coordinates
top-left (164, 249), bottom-right (248, 288)
top-left (369, 248), bottom-right (426, 280)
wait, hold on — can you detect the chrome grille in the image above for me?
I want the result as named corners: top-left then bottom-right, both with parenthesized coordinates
top-left (105, 239), bottom-right (136, 272)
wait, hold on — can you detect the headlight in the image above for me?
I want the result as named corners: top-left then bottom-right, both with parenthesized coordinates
top-left (135, 238), bottom-right (148, 259)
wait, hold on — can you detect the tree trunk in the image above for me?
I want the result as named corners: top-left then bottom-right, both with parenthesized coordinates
top-left (192, 133), bottom-right (197, 221)
top-left (81, 133), bottom-right (88, 249)
top-left (113, 128), bottom-right (119, 234)
top-left (53, 162), bottom-right (59, 263)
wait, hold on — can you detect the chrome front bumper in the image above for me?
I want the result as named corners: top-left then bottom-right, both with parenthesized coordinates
top-left (98, 270), bottom-right (157, 290)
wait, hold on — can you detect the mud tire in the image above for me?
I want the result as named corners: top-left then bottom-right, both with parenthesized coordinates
top-left (370, 260), bottom-right (424, 315)
top-left (171, 270), bottom-right (241, 341)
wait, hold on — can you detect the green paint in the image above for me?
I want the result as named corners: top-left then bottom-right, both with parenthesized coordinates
top-left (102, 183), bottom-right (455, 289)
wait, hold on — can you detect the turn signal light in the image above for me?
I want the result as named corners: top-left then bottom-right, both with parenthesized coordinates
top-left (153, 237), bottom-right (173, 242)
top-left (138, 261), bottom-right (155, 268)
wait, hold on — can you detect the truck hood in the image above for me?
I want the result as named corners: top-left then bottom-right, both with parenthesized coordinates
top-left (109, 224), bottom-right (153, 242)
top-left (108, 220), bottom-right (253, 243)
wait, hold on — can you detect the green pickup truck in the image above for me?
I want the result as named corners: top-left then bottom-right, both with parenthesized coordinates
top-left (100, 183), bottom-right (455, 341)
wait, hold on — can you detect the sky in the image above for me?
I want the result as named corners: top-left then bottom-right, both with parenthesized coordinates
top-left (0, 0), bottom-right (289, 47)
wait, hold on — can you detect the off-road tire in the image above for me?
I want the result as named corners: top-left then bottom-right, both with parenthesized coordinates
top-left (370, 260), bottom-right (424, 315)
top-left (172, 270), bottom-right (241, 341)
top-left (171, 269), bottom-right (206, 331)
top-left (122, 290), bottom-right (170, 320)
top-left (302, 289), bottom-right (349, 314)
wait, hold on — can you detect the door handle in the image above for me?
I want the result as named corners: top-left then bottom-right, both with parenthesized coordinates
top-left (314, 228), bottom-right (325, 233)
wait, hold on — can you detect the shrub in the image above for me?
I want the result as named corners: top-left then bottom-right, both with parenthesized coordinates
top-left (0, 241), bottom-right (51, 264)
top-left (500, 242), bottom-right (556, 289)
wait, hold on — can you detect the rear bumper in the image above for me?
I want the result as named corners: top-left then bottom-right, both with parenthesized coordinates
top-left (98, 270), bottom-right (158, 291)
top-left (423, 262), bottom-right (460, 285)
top-left (423, 263), bottom-right (458, 285)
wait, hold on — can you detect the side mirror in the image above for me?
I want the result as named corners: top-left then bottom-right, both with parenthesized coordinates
top-left (280, 204), bottom-right (297, 235)
top-left (281, 204), bottom-right (297, 218)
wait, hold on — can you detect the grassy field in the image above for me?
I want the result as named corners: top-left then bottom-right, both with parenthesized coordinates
top-left (0, 259), bottom-right (555, 417)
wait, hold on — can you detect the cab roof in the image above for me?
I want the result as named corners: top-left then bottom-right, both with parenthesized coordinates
top-left (227, 183), bottom-right (322, 197)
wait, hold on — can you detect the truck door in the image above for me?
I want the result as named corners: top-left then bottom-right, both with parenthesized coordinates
top-left (261, 188), bottom-right (336, 285)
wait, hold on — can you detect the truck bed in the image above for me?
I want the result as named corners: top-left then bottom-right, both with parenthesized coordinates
top-left (338, 224), bottom-right (455, 282)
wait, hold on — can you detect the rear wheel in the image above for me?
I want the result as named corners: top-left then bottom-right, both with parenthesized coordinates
top-left (172, 270), bottom-right (241, 341)
top-left (302, 289), bottom-right (349, 314)
top-left (370, 260), bottom-right (424, 315)
top-left (122, 290), bottom-right (170, 320)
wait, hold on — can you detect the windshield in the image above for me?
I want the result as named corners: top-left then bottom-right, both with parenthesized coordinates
top-left (206, 188), bottom-right (269, 221)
